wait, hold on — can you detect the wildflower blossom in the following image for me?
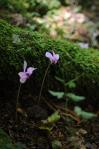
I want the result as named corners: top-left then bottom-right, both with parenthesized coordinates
top-left (45, 51), bottom-right (59, 64)
top-left (18, 60), bottom-right (36, 83)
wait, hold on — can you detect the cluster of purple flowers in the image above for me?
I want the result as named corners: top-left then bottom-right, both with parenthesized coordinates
top-left (18, 51), bottom-right (59, 83)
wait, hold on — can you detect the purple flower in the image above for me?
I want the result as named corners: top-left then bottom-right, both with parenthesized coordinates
top-left (18, 60), bottom-right (36, 84)
top-left (45, 51), bottom-right (59, 64)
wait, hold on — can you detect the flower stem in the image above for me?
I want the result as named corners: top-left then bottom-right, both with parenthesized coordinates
top-left (65, 97), bottom-right (69, 109)
top-left (15, 83), bottom-right (21, 121)
top-left (38, 63), bottom-right (51, 104)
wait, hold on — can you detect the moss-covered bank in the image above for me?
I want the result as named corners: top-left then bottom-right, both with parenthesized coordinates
top-left (0, 19), bottom-right (99, 98)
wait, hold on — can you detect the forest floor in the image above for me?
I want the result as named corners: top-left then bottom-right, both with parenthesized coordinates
top-left (0, 93), bottom-right (99, 149)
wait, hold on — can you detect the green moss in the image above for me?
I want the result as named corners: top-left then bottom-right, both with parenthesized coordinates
top-left (0, 19), bottom-right (99, 98)
top-left (0, 0), bottom-right (29, 12)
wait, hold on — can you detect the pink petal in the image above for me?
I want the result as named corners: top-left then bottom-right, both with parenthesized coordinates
top-left (18, 72), bottom-right (28, 83)
top-left (52, 51), bottom-right (59, 64)
top-left (26, 67), bottom-right (36, 76)
top-left (20, 77), bottom-right (27, 84)
top-left (23, 60), bottom-right (27, 72)
top-left (54, 54), bottom-right (59, 63)
top-left (45, 52), bottom-right (53, 63)
top-left (18, 72), bottom-right (25, 77)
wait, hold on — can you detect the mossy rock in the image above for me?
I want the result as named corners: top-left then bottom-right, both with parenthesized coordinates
top-left (0, 19), bottom-right (99, 99)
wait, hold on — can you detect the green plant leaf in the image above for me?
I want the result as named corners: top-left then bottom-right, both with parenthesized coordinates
top-left (49, 90), bottom-right (64, 99)
top-left (0, 129), bottom-right (26, 149)
top-left (38, 126), bottom-right (52, 132)
top-left (52, 140), bottom-right (62, 149)
top-left (74, 106), bottom-right (82, 116)
top-left (66, 93), bottom-right (85, 102)
top-left (55, 76), bottom-right (65, 85)
top-left (0, 129), bottom-right (12, 148)
top-left (81, 111), bottom-right (97, 119)
top-left (66, 81), bottom-right (76, 88)
top-left (47, 111), bottom-right (60, 123)
top-left (74, 106), bottom-right (97, 119)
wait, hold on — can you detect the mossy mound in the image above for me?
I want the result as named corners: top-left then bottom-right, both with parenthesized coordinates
top-left (0, 0), bottom-right (28, 12)
top-left (0, 19), bottom-right (99, 98)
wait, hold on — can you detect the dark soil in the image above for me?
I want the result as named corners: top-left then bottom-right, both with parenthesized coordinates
top-left (0, 92), bottom-right (99, 149)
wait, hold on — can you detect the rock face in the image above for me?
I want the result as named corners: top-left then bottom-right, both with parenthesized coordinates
top-left (0, 20), bottom-right (99, 98)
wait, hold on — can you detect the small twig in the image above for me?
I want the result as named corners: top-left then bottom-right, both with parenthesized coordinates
top-left (60, 111), bottom-right (81, 124)
top-left (51, 103), bottom-right (75, 115)
top-left (51, 103), bottom-right (81, 124)
top-left (43, 98), bottom-right (56, 111)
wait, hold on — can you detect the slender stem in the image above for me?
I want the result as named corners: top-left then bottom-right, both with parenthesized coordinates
top-left (38, 63), bottom-right (51, 104)
top-left (15, 83), bottom-right (21, 121)
top-left (65, 97), bottom-right (69, 109)
top-left (64, 73), bottom-right (84, 87)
